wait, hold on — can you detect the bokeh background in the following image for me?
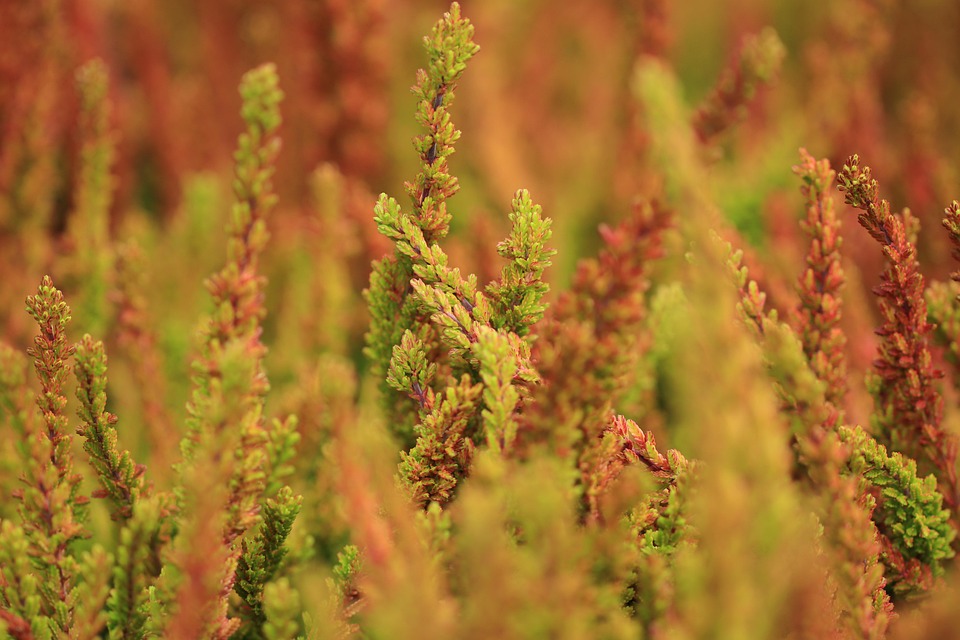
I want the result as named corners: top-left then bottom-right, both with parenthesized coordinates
top-left (3, 0), bottom-right (960, 475)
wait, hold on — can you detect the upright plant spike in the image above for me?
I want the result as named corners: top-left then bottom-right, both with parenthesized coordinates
top-left (398, 374), bottom-right (483, 507)
top-left (233, 487), bottom-right (303, 636)
top-left (929, 201), bottom-right (960, 390)
top-left (793, 149), bottom-right (848, 414)
top-left (941, 200), bottom-right (960, 283)
top-left (406, 1), bottom-right (480, 243)
top-left (473, 326), bottom-right (521, 454)
top-left (183, 61), bottom-right (283, 527)
top-left (837, 155), bottom-right (959, 513)
top-left (364, 2), bottom-right (479, 444)
top-left (14, 276), bottom-right (86, 631)
top-left (487, 189), bottom-right (557, 338)
top-left (614, 415), bottom-right (695, 632)
top-left (74, 334), bottom-right (146, 521)
top-left (167, 63), bottom-right (285, 638)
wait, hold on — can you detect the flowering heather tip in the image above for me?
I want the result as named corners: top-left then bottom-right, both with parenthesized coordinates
top-left (15, 276), bottom-right (88, 627)
top-left (24, 275), bottom-right (78, 479)
top-left (405, 1), bottom-right (479, 243)
top-left (837, 154), bottom-right (958, 512)
top-left (487, 189), bottom-right (556, 338)
top-left (611, 415), bottom-right (687, 481)
top-left (399, 374), bottom-right (483, 507)
top-left (837, 154), bottom-right (899, 247)
top-left (792, 149), bottom-right (848, 411)
top-left (942, 200), bottom-right (960, 282)
top-left (365, 5), bottom-right (479, 444)
top-left (473, 326), bottom-right (522, 453)
top-left (387, 330), bottom-right (438, 408)
top-left (169, 63), bottom-right (286, 637)
top-left (74, 334), bottom-right (146, 521)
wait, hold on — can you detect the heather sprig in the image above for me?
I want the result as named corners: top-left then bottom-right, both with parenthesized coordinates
top-left (168, 62), bottom-right (285, 637)
top-left (611, 415), bottom-right (688, 482)
top-left (374, 194), bottom-right (510, 368)
top-left (623, 423), bottom-right (695, 634)
top-left (376, 194), bottom-right (478, 301)
top-left (793, 149), bottom-right (848, 413)
top-left (473, 326), bottom-right (521, 454)
top-left (725, 242), bottom-right (777, 335)
top-left (24, 277), bottom-right (78, 486)
top-left (332, 545), bottom-right (362, 593)
top-left (486, 190), bottom-right (557, 338)
top-left (364, 2), bottom-right (478, 442)
top-left (799, 423), bottom-right (892, 637)
top-left (263, 416), bottom-right (300, 499)
top-left (183, 61), bottom-right (283, 529)
top-left (388, 319), bottom-right (525, 505)
top-left (691, 27), bottom-right (785, 147)
top-left (377, 189), bottom-right (546, 396)
top-left (328, 544), bottom-right (363, 631)
top-left (74, 334), bottom-right (146, 521)
top-left (398, 375), bottom-right (483, 507)
top-left (386, 329), bottom-right (438, 408)
top-left (837, 155), bottom-right (959, 512)
top-left (234, 487), bottom-right (303, 637)
top-left (724, 235), bottom-right (894, 634)
top-left (930, 202), bottom-right (960, 386)
top-left (722, 238), bottom-right (840, 432)
top-left (388, 307), bottom-right (534, 504)
top-left (16, 277), bottom-right (86, 625)
top-left (409, 277), bottom-right (490, 358)
top-left (166, 342), bottom-right (263, 639)
top-left (941, 200), bottom-right (960, 280)
top-left (839, 425), bottom-right (955, 594)
top-left (407, 1), bottom-right (479, 243)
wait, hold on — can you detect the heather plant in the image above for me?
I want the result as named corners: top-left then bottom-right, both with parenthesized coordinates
top-left (5, 2), bottom-right (960, 640)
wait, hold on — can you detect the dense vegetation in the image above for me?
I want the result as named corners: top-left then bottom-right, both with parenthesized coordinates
top-left (3, 1), bottom-right (960, 638)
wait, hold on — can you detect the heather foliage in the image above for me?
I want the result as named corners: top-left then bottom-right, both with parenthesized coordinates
top-left (3, 2), bottom-right (960, 639)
